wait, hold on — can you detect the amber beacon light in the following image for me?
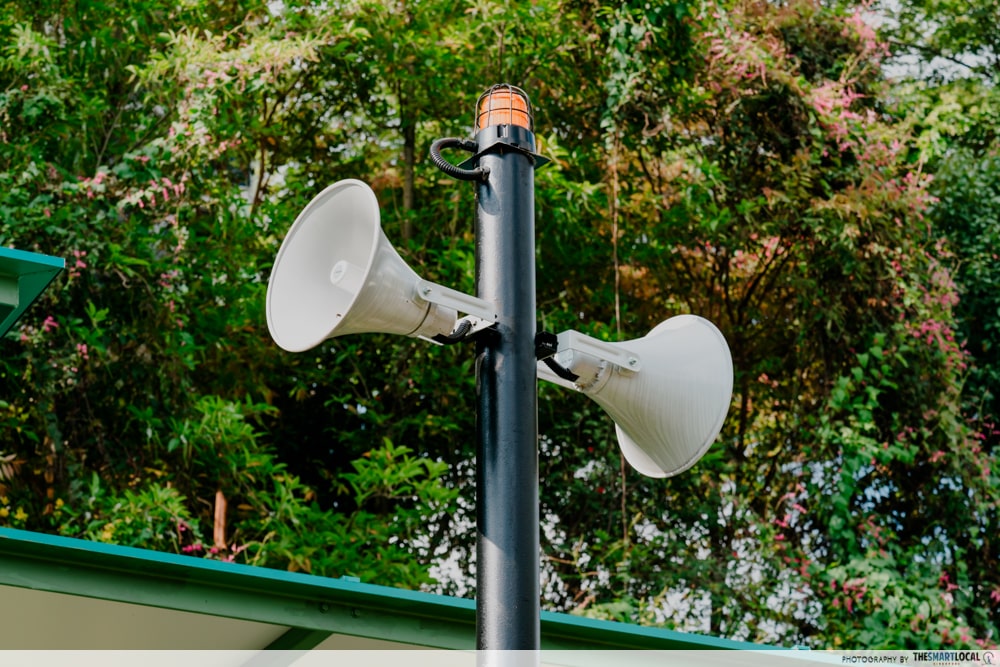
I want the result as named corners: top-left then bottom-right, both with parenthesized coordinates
top-left (475, 84), bottom-right (533, 131)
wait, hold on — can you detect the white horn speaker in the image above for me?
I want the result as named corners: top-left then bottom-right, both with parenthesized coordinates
top-left (538, 315), bottom-right (733, 478)
top-left (266, 179), bottom-right (459, 352)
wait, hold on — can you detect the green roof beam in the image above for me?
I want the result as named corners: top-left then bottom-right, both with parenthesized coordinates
top-left (0, 247), bottom-right (64, 337)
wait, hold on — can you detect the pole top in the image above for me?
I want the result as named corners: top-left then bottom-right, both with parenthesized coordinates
top-left (475, 84), bottom-right (533, 132)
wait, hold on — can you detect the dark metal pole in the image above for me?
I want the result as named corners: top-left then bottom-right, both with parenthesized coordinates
top-left (472, 88), bottom-right (541, 655)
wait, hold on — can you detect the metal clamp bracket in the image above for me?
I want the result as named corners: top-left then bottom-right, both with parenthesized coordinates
top-left (458, 125), bottom-right (551, 170)
top-left (553, 329), bottom-right (642, 373)
top-left (416, 280), bottom-right (497, 323)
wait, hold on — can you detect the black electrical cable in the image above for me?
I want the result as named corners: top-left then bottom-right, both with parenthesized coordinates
top-left (534, 331), bottom-right (580, 382)
top-left (432, 318), bottom-right (474, 345)
top-left (429, 137), bottom-right (490, 182)
top-left (542, 356), bottom-right (580, 383)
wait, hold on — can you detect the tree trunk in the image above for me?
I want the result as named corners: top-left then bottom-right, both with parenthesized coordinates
top-left (402, 118), bottom-right (415, 242)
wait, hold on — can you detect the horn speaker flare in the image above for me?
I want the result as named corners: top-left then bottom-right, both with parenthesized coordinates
top-left (266, 179), bottom-right (458, 352)
top-left (539, 315), bottom-right (733, 478)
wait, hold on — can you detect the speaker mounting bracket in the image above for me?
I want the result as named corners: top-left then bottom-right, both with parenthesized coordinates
top-left (553, 330), bottom-right (642, 373)
top-left (415, 280), bottom-right (497, 323)
top-left (536, 329), bottom-right (642, 391)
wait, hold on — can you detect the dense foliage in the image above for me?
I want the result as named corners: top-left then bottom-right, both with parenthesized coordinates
top-left (1, 0), bottom-right (996, 649)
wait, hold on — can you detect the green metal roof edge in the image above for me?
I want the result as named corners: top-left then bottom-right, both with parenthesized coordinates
top-left (0, 246), bottom-right (64, 336)
top-left (0, 527), bottom-right (473, 649)
top-left (0, 527), bottom-right (768, 650)
top-left (0, 246), bottom-right (66, 270)
top-left (0, 526), bottom-right (470, 611)
top-left (539, 609), bottom-right (765, 651)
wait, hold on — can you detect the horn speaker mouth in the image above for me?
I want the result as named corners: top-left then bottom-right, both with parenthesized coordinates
top-left (266, 179), bottom-right (457, 352)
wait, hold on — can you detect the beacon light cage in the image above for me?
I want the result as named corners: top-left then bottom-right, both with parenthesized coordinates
top-left (475, 84), bottom-right (533, 132)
